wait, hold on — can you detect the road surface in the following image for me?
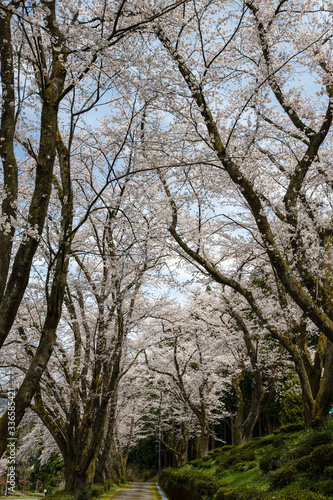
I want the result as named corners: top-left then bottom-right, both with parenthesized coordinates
top-left (110, 483), bottom-right (162, 500)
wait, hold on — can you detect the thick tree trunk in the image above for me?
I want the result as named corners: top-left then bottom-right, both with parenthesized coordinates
top-left (64, 454), bottom-right (95, 490)
top-left (0, 127), bottom-right (72, 457)
top-left (290, 338), bottom-right (333, 428)
top-left (312, 340), bottom-right (333, 426)
top-left (178, 436), bottom-right (189, 467)
top-left (231, 364), bottom-right (271, 446)
top-left (176, 452), bottom-right (188, 468)
top-left (64, 452), bottom-right (78, 491)
top-left (94, 395), bottom-right (118, 483)
top-left (171, 443), bottom-right (188, 468)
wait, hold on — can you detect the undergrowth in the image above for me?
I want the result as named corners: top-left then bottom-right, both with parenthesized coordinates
top-left (160, 420), bottom-right (333, 500)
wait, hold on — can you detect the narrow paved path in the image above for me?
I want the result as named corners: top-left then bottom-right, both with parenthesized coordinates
top-left (110, 483), bottom-right (161, 500)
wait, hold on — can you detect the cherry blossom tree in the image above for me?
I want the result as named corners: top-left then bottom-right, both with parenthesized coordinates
top-left (136, 363), bottom-right (198, 467)
top-left (155, 161), bottom-right (333, 427)
top-left (3, 2), bottom-right (333, 479)
top-left (133, 0), bottom-right (333, 427)
top-left (23, 154), bottom-right (168, 488)
top-left (144, 298), bottom-right (231, 458)
top-left (0, 0), bottom-right (188, 456)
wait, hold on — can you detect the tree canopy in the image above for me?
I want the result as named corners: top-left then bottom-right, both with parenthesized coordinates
top-left (1, 0), bottom-right (333, 490)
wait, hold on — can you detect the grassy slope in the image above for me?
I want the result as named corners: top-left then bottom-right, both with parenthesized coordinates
top-left (160, 422), bottom-right (333, 500)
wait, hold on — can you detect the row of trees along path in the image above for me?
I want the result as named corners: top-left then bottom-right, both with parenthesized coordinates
top-left (1, 0), bottom-right (333, 490)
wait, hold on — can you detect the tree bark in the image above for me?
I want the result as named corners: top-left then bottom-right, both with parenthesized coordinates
top-left (0, 2), bottom-right (68, 349)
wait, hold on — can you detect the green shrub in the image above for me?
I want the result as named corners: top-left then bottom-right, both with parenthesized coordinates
top-left (222, 488), bottom-right (265, 500)
top-left (267, 464), bottom-right (298, 489)
top-left (238, 450), bottom-right (256, 462)
top-left (192, 476), bottom-right (220, 498)
top-left (215, 487), bottom-right (225, 500)
top-left (223, 491), bottom-right (238, 500)
top-left (91, 486), bottom-right (102, 497)
top-left (32, 452), bottom-right (65, 492)
top-left (232, 461), bottom-right (257, 473)
top-left (190, 458), bottom-right (204, 467)
top-left (200, 463), bottom-right (213, 469)
top-left (324, 465), bottom-right (333, 478)
top-left (252, 434), bottom-right (284, 448)
top-left (48, 481), bottom-right (114, 500)
top-left (160, 468), bottom-right (220, 500)
top-left (209, 447), bottom-right (223, 457)
top-left (311, 479), bottom-right (333, 496)
top-left (48, 492), bottom-right (77, 500)
top-left (279, 422), bottom-right (304, 434)
top-left (290, 430), bottom-right (332, 460)
top-left (141, 471), bottom-right (149, 482)
top-left (231, 463), bottom-right (248, 473)
top-left (221, 445), bottom-right (233, 452)
top-left (216, 455), bottom-right (238, 471)
top-left (311, 443), bottom-right (333, 473)
top-left (77, 489), bottom-right (94, 500)
top-left (278, 491), bottom-right (326, 500)
top-left (279, 389), bottom-right (304, 426)
top-left (292, 455), bottom-right (312, 472)
top-left (90, 482), bottom-right (114, 496)
top-left (259, 449), bottom-right (282, 473)
top-left (191, 456), bottom-right (214, 469)
top-left (245, 462), bottom-right (257, 470)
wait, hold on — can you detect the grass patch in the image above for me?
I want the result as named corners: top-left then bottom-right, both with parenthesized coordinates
top-left (45, 481), bottom-right (118, 500)
top-left (218, 466), bottom-right (267, 490)
top-left (94, 485), bottom-right (120, 500)
top-left (152, 484), bottom-right (165, 500)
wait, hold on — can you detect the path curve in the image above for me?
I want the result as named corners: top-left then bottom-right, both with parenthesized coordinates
top-left (110, 482), bottom-right (161, 500)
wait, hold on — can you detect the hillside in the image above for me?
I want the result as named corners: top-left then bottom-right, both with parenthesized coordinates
top-left (160, 422), bottom-right (333, 500)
